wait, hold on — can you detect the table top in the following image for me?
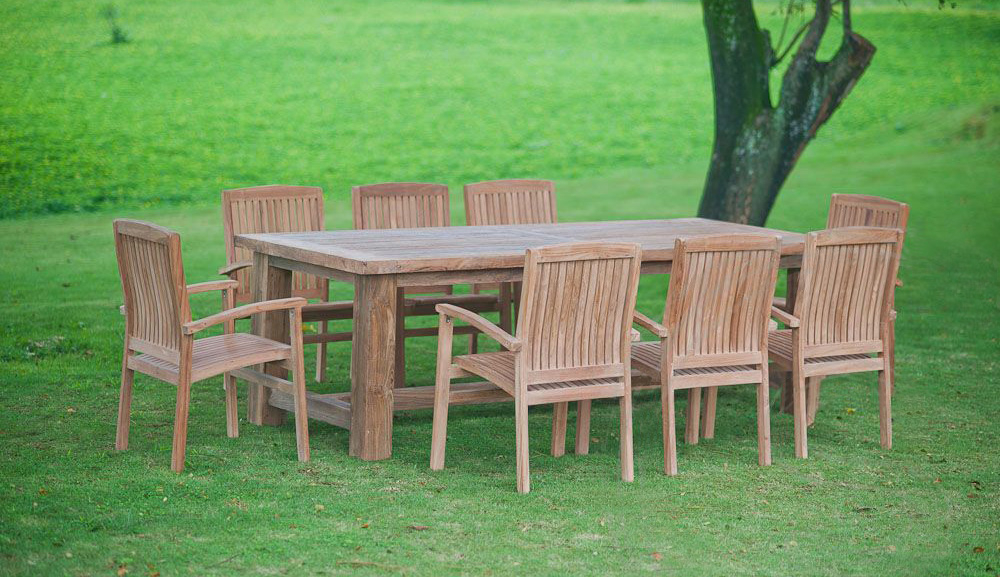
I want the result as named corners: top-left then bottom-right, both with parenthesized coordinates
top-left (235, 218), bottom-right (804, 275)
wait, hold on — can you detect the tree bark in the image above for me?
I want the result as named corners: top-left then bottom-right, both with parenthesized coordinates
top-left (697, 0), bottom-right (876, 226)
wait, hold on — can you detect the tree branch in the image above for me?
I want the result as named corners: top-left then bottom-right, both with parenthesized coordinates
top-left (792, 0), bottom-right (832, 64)
top-left (772, 17), bottom-right (814, 68)
top-left (843, 0), bottom-right (852, 32)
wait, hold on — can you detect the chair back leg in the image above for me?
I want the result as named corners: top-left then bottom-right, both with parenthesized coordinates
top-left (551, 403), bottom-right (568, 457)
top-left (224, 374), bottom-right (239, 438)
top-left (574, 401), bottom-right (592, 455)
top-left (115, 346), bottom-right (134, 451)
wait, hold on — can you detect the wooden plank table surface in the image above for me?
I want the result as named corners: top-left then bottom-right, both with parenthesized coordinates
top-left (236, 218), bottom-right (805, 461)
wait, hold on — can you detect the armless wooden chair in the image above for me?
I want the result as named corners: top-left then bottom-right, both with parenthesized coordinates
top-left (352, 182), bottom-right (503, 388)
top-left (628, 235), bottom-right (781, 475)
top-left (430, 242), bottom-right (643, 493)
top-left (767, 227), bottom-right (903, 459)
top-left (114, 220), bottom-right (311, 472)
top-left (775, 194), bottom-right (909, 422)
top-left (463, 179), bottom-right (557, 350)
top-left (219, 185), bottom-right (353, 383)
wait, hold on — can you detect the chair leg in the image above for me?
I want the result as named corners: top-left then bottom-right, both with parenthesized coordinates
top-left (878, 363), bottom-right (893, 450)
top-left (792, 370), bottom-right (808, 459)
top-left (290, 329), bottom-right (311, 462)
top-left (170, 375), bottom-right (192, 473)
top-left (757, 379), bottom-right (772, 466)
top-left (468, 332), bottom-right (478, 354)
top-left (515, 393), bottom-right (530, 494)
top-left (115, 354), bottom-right (134, 451)
top-left (430, 317), bottom-right (454, 471)
top-left (685, 388), bottom-right (701, 445)
top-left (574, 400), bottom-right (591, 455)
top-left (701, 386), bottom-right (718, 439)
top-left (315, 321), bottom-right (328, 383)
top-left (551, 402), bottom-right (568, 457)
top-left (806, 377), bottom-right (821, 427)
top-left (224, 373), bottom-right (239, 438)
top-left (619, 393), bottom-right (634, 483)
top-left (394, 291), bottom-right (406, 389)
top-left (663, 385), bottom-right (678, 476)
top-left (887, 318), bottom-right (897, 396)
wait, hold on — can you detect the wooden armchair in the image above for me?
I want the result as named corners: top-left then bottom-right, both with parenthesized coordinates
top-left (430, 242), bottom-right (642, 493)
top-left (776, 194), bottom-right (909, 421)
top-left (629, 235), bottom-right (781, 475)
top-left (114, 220), bottom-right (311, 472)
top-left (463, 179), bottom-right (557, 350)
top-left (352, 183), bottom-right (504, 388)
top-left (219, 185), bottom-right (353, 383)
top-left (767, 227), bottom-right (902, 459)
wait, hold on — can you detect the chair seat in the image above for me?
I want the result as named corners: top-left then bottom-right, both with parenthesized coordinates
top-left (129, 333), bottom-right (292, 384)
top-left (454, 351), bottom-right (625, 405)
top-left (631, 342), bottom-right (763, 388)
top-left (768, 330), bottom-right (881, 376)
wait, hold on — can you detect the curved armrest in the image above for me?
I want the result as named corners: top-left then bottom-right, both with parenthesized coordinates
top-left (771, 306), bottom-right (800, 328)
top-left (182, 297), bottom-right (307, 335)
top-left (219, 260), bottom-right (253, 277)
top-left (633, 311), bottom-right (669, 338)
top-left (436, 303), bottom-right (522, 351)
top-left (187, 279), bottom-right (239, 294)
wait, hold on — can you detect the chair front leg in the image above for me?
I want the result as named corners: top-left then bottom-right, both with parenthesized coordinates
top-left (663, 380), bottom-right (678, 476)
top-left (620, 373), bottom-right (634, 482)
top-left (878, 357), bottom-right (892, 449)
top-left (430, 314), bottom-right (455, 470)
top-left (224, 374), bottom-right (239, 438)
top-left (289, 308), bottom-right (310, 462)
top-left (757, 365), bottom-right (772, 467)
top-left (792, 367), bottom-right (808, 459)
top-left (170, 338), bottom-right (195, 473)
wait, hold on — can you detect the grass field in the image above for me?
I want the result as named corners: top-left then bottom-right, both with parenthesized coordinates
top-left (2, 1), bottom-right (999, 576)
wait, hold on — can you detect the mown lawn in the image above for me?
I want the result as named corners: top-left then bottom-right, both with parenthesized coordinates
top-left (1, 1), bottom-right (999, 576)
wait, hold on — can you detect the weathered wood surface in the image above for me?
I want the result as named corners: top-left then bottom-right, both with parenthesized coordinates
top-left (236, 218), bottom-right (804, 275)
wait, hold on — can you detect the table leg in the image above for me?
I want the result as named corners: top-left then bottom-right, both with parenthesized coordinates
top-left (249, 252), bottom-right (290, 426)
top-left (780, 268), bottom-right (800, 414)
top-left (349, 274), bottom-right (397, 460)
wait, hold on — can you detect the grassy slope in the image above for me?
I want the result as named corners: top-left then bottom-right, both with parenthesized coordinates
top-left (1, 1), bottom-right (999, 576)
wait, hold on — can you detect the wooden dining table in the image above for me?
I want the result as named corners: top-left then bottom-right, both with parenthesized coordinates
top-left (235, 218), bottom-right (805, 461)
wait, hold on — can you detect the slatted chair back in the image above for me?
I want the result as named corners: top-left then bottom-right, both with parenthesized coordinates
top-left (114, 219), bottom-right (191, 362)
top-left (663, 234), bottom-right (781, 370)
top-left (827, 194), bottom-right (909, 233)
top-left (352, 182), bottom-right (450, 230)
top-left (222, 185), bottom-right (327, 304)
top-left (793, 227), bottom-right (902, 356)
top-left (516, 242), bottom-right (642, 384)
top-left (464, 180), bottom-right (557, 226)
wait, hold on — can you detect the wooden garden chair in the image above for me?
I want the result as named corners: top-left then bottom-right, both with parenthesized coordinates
top-left (219, 185), bottom-right (353, 383)
top-left (352, 182), bottom-right (504, 388)
top-left (429, 242), bottom-right (643, 493)
top-left (628, 234), bottom-right (781, 475)
top-left (767, 227), bottom-right (903, 459)
top-left (114, 219), bottom-right (311, 472)
top-left (774, 194), bottom-right (909, 422)
top-left (463, 179), bottom-right (558, 350)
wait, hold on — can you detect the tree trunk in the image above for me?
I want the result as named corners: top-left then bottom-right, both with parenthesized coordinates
top-left (697, 0), bottom-right (876, 226)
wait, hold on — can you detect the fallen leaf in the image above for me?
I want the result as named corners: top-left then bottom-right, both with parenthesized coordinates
top-left (651, 552), bottom-right (663, 561)
top-left (361, 522), bottom-right (370, 529)
top-left (117, 564), bottom-right (128, 577)
top-left (973, 546), bottom-right (985, 554)
top-left (886, 545), bottom-right (896, 553)
top-left (38, 488), bottom-right (48, 496)
top-left (846, 407), bottom-right (856, 415)
top-left (933, 478), bottom-right (942, 483)
top-left (407, 525), bottom-right (430, 531)
top-left (314, 504), bottom-right (325, 512)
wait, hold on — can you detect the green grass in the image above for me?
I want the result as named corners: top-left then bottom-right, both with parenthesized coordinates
top-left (2, 1), bottom-right (999, 576)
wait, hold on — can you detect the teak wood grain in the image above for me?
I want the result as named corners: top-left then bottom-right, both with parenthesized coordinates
top-left (769, 227), bottom-right (903, 459)
top-left (113, 219), bottom-right (312, 472)
top-left (237, 218), bottom-right (806, 461)
top-left (220, 185), bottom-right (352, 383)
top-left (628, 234), bottom-right (781, 475)
top-left (351, 182), bottom-right (504, 388)
top-left (431, 242), bottom-right (642, 493)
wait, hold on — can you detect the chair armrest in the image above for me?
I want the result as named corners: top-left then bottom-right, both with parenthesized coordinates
top-left (218, 260), bottom-right (253, 277)
top-left (182, 297), bottom-right (307, 335)
top-left (187, 279), bottom-right (239, 295)
top-left (436, 303), bottom-right (521, 351)
top-left (633, 311), bottom-right (669, 338)
top-left (771, 306), bottom-right (800, 328)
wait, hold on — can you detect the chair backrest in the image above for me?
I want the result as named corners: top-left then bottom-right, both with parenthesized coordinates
top-left (221, 185), bottom-right (327, 303)
top-left (114, 219), bottom-right (190, 363)
top-left (352, 182), bottom-right (450, 230)
top-left (663, 234), bottom-right (781, 369)
top-left (516, 242), bottom-right (642, 385)
top-left (794, 227), bottom-right (902, 357)
top-left (464, 180), bottom-right (557, 226)
top-left (828, 194), bottom-right (909, 233)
